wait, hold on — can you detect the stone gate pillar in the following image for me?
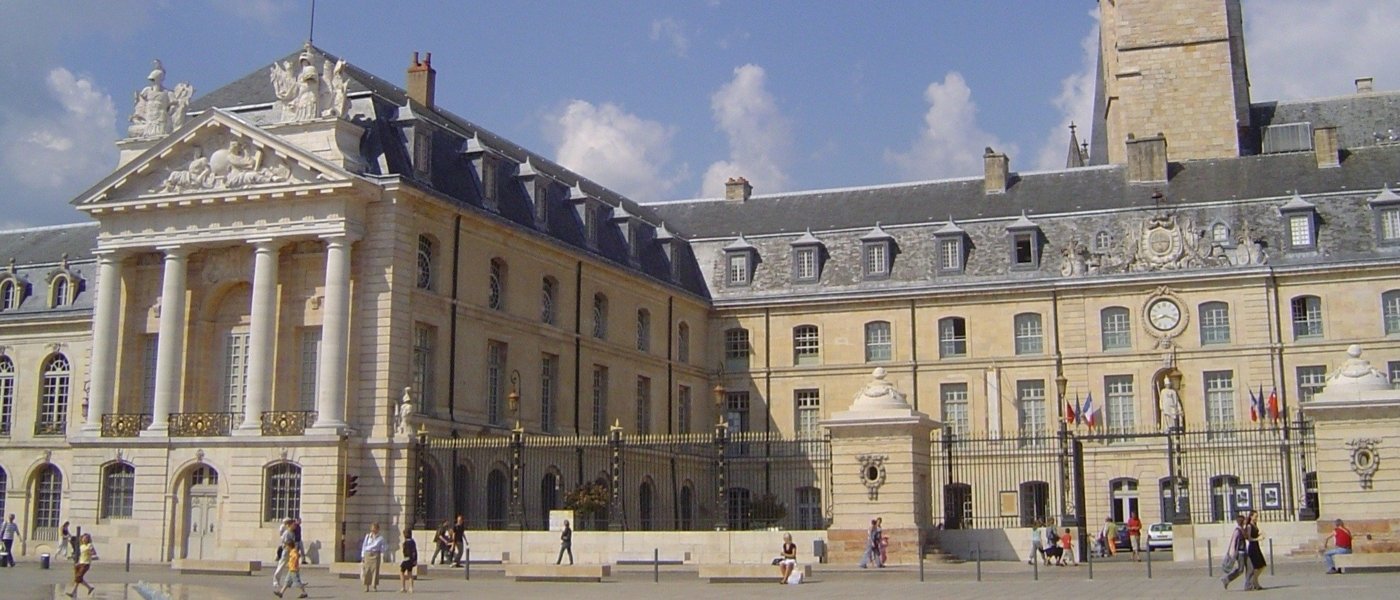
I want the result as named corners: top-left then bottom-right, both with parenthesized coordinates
top-left (1303, 345), bottom-right (1400, 550)
top-left (822, 368), bottom-right (938, 565)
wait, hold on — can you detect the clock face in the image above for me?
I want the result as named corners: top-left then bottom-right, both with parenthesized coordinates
top-left (1148, 299), bottom-right (1181, 331)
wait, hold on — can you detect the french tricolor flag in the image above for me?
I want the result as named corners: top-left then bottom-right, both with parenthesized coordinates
top-left (1080, 393), bottom-right (1097, 428)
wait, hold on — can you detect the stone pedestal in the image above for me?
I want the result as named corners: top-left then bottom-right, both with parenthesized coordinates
top-left (1302, 345), bottom-right (1400, 552)
top-left (822, 368), bottom-right (938, 565)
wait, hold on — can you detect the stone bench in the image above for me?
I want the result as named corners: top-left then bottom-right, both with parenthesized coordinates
top-left (170, 559), bottom-right (262, 576)
top-left (503, 564), bottom-right (612, 582)
top-left (615, 553), bottom-right (687, 565)
top-left (1335, 552), bottom-right (1400, 572)
top-left (699, 563), bottom-right (812, 583)
top-left (328, 561), bottom-right (430, 578)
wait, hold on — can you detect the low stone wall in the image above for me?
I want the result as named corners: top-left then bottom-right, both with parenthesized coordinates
top-left (410, 529), bottom-right (829, 566)
top-left (933, 521), bottom-right (1325, 563)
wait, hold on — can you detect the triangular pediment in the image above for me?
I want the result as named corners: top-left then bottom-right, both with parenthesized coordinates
top-left (73, 108), bottom-right (357, 207)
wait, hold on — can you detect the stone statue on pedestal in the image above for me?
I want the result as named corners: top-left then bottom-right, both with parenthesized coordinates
top-left (1158, 380), bottom-right (1182, 431)
top-left (396, 386), bottom-right (414, 436)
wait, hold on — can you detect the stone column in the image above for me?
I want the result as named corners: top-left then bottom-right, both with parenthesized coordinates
top-left (822, 368), bottom-right (938, 565)
top-left (310, 235), bottom-right (352, 433)
top-left (81, 250), bottom-right (124, 435)
top-left (144, 246), bottom-right (189, 436)
top-left (237, 239), bottom-right (283, 435)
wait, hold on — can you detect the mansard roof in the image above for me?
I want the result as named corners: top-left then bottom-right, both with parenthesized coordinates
top-left (1251, 90), bottom-right (1400, 152)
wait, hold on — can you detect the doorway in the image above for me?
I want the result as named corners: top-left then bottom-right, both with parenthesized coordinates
top-left (182, 466), bottom-right (220, 559)
top-left (1109, 478), bottom-right (1139, 523)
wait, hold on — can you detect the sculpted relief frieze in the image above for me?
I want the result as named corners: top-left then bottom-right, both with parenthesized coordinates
top-left (152, 136), bottom-right (295, 194)
top-left (1061, 213), bottom-right (1268, 277)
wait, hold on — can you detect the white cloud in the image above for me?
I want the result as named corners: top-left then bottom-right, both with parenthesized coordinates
top-left (1032, 11), bottom-right (1099, 171)
top-left (545, 100), bottom-right (686, 202)
top-left (885, 72), bottom-right (1017, 180)
top-left (650, 18), bottom-right (690, 58)
top-left (700, 64), bottom-right (793, 198)
top-left (0, 67), bottom-right (116, 225)
top-left (1245, 0), bottom-right (1400, 101)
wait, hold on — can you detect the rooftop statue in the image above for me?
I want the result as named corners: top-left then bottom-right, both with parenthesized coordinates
top-left (127, 59), bottom-right (193, 138)
top-left (270, 46), bottom-right (350, 123)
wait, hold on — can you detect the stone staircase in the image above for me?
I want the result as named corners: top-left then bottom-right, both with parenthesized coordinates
top-left (921, 541), bottom-right (965, 564)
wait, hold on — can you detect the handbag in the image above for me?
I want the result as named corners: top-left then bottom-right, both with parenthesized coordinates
top-left (1220, 554), bottom-right (1237, 573)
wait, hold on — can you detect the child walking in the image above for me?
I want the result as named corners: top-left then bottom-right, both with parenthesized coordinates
top-left (275, 540), bottom-right (308, 598)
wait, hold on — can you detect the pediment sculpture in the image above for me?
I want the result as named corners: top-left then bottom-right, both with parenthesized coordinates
top-left (127, 59), bottom-right (194, 139)
top-left (153, 138), bottom-right (293, 194)
top-left (270, 46), bottom-right (350, 123)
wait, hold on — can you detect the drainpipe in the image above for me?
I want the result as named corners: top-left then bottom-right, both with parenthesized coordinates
top-left (447, 215), bottom-right (461, 419)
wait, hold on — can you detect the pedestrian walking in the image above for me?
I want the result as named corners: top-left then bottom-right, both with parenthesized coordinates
top-left (431, 520), bottom-right (451, 565)
top-left (877, 517), bottom-right (888, 567)
top-left (270, 518), bottom-right (297, 589)
top-left (450, 515), bottom-right (466, 567)
top-left (1127, 512), bottom-right (1143, 562)
top-left (556, 520), bottom-right (574, 565)
top-left (1101, 517), bottom-right (1119, 557)
top-left (858, 519), bottom-right (880, 568)
top-left (399, 528), bottom-right (418, 593)
top-left (58, 521), bottom-right (72, 560)
top-left (1220, 514), bottom-right (1247, 589)
top-left (69, 533), bottom-right (97, 597)
top-left (361, 522), bottom-right (387, 592)
top-left (1243, 512), bottom-right (1268, 590)
top-left (1028, 520), bottom-right (1046, 565)
top-left (1322, 518), bottom-right (1354, 574)
top-left (1059, 528), bottom-right (1078, 566)
top-left (273, 540), bottom-right (308, 598)
top-left (0, 514), bottom-right (21, 567)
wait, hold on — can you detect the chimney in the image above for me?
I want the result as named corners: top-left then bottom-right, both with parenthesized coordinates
top-left (1356, 77), bottom-right (1375, 94)
top-left (1125, 133), bottom-right (1168, 182)
top-left (1313, 126), bottom-right (1340, 168)
top-left (725, 176), bottom-right (752, 202)
top-left (983, 147), bottom-right (1009, 194)
top-left (407, 51), bottom-right (436, 108)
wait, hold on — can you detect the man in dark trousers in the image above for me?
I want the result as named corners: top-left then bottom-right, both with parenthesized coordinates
top-left (556, 520), bottom-right (574, 565)
top-left (450, 515), bottom-right (467, 567)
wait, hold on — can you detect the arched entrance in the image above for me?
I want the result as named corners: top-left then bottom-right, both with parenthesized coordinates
top-left (181, 465), bottom-right (220, 559)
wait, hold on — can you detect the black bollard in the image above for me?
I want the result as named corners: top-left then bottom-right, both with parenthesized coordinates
top-left (1087, 539), bottom-right (1093, 580)
top-left (464, 548), bottom-right (471, 580)
top-left (654, 548), bottom-right (659, 583)
top-left (1033, 549), bottom-right (1039, 581)
top-left (1207, 539), bottom-right (1213, 577)
top-left (918, 547), bottom-right (924, 582)
top-left (1146, 540), bottom-right (1152, 579)
top-left (126, 543), bottom-right (131, 573)
top-left (1269, 539), bottom-right (1274, 576)
top-left (976, 544), bottom-right (982, 582)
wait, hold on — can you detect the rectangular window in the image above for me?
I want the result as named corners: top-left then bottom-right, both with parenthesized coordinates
top-left (413, 323), bottom-right (435, 414)
top-left (1291, 297), bottom-right (1323, 339)
top-left (793, 326), bottom-right (820, 366)
top-left (635, 376), bottom-right (652, 434)
top-left (726, 391), bottom-right (750, 456)
top-left (1200, 303), bottom-right (1231, 345)
top-left (939, 318), bottom-right (967, 358)
top-left (864, 243), bottom-right (888, 277)
top-left (1289, 215), bottom-right (1313, 247)
top-left (678, 385), bottom-right (692, 434)
top-left (727, 253), bottom-right (750, 285)
top-left (591, 366), bottom-right (609, 436)
top-left (1382, 208), bottom-right (1400, 241)
top-left (142, 334), bottom-right (159, 414)
top-left (794, 247), bottom-right (817, 281)
top-left (724, 329), bottom-right (751, 371)
top-left (1014, 314), bottom-right (1043, 355)
top-left (1012, 233), bottom-right (1037, 266)
top-left (222, 332), bottom-right (250, 416)
top-left (636, 310), bottom-right (651, 352)
top-left (487, 341), bottom-right (507, 426)
top-left (299, 328), bottom-right (320, 412)
top-left (1390, 361), bottom-right (1400, 385)
top-left (1296, 365), bottom-right (1327, 404)
top-left (865, 321), bottom-right (893, 362)
top-left (940, 238), bottom-right (962, 271)
top-left (1105, 375), bottom-right (1135, 433)
top-left (540, 354), bottom-right (558, 433)
top-left (584, 204), bottom-right (599, 246)
top-left (1017, 380), bottom-right (1046, 442)
top-left (677, 324), bottom-right (690, 364)
top-left (1101, 308), bottom-right (1131, 350)
top-left (1385, 293), bottom-right (1400, 334)
top-left (0, 362), bottom-right (13, 437)
top-left (796, 389), bottom-right (821, 438)
top-left (1204, 370), bottom-right (1235, 430)
top-left (941, 383), bottom-right (969, 436)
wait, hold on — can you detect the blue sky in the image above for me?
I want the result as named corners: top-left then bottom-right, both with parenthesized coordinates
top-left (3, 0), bottom-right (1400, 228)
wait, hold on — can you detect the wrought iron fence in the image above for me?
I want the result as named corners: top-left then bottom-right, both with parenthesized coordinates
top-left (931, 421), bottom-right (1316, 530)
top-left (416, 426), bottom-right (831, 532)
top-left (169, 412), bottom-right (237, 437)
top-left (261, 410), bottom-right (317, 436)
top-left (101, 413), bottom-right (153, 437)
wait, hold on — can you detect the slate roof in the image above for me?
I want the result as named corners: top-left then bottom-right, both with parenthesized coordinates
top-left (0, 222), bottom-right (99, 319)
top-left (1251, 91), bottom-right (1400, 151)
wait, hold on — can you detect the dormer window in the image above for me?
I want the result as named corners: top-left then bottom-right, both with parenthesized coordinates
top-left (1007, 212), bottom-right (1043, 270)
top-left (1370, 185), bottom-right (1400, 245)
top-left (611, 205), bottom-right (639, 263)
top-left (860, 223), bottom-right (894, 280)
top-left (1211, 222), bottom-right (1234, 247)
top-left (518, 159), bottom-right (549, 228)
top-left (0, 279), bottom-right (18, 311)
top-left (1280, 193), bottom-right (1318, 251)
top-left (570, 185), bottom-right (598, 249)
top-left (413, 128), bottom-right (432, 178)
top-left (723, 235), bottom-right (758, 287)
top-left (584, 203), bottom-right (599, 247)
top-left (481, 155), bottom-right (500, 212)
top-left (934, 219), bottom-right (969, 275)
top-left (789, 230), bottom-right (824, 284)
top-left (1093, 230), bottom-right (1112, 253)
top-left (49, 274), bottom-right (77, 308)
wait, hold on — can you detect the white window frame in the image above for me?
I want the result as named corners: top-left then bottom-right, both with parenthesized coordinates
top-left (1204, 370), bottom-right (1235, 428)
top-left (1017, 380), bottom-right (1046, 441)
top-left (795, 389), bottom-right (821, 438)
top-left (1101, 307), bottom-right (1131, 350)
top-left (1013, 313), bottom-right (1043, 355)
top-left (1104, 375), bottom-right (1135, 433)
top-left (939, 317), bottom-right (967, 358)
top-left (1291, 296), bottom-right (1323, 339)
top-left (1199, 302), bottom-right (1231, 345)
top-left (941, 383), bottom-right (969, 436)
top-left (864, 321), bottom-right (893, 362)
top-left (101, 462), bottom-right (135, 520)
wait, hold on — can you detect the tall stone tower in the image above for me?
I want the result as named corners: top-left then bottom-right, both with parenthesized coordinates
top-left (1093, 0), bottom-right (1252, 165)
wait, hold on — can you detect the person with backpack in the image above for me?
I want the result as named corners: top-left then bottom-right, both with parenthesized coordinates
top-left (1221, 513), bottom-right (1248, 589)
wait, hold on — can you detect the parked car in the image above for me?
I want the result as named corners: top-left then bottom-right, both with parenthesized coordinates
top-left (1147, 522), bottom-right (1173, 550)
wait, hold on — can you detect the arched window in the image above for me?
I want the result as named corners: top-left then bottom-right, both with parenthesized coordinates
top-left (793, 324), bottom-right (820, 365)
top-left (1383, 290), bottom-right (1400, 335)
top-left (679, 483), bottom-right (694, 530)
top-left (796, 486), bottom-right (823, 530)
top-left (1290, 295), bottom-right (1323, 339)
top-left (1199, 301), bottom-right (1231, 345)
top-left (938, 317), bottom-right (967, 358)
top-left (592, 294), bottom-right (608, 339)
top-left (0, 280), bottom-right (18, 311)
top-left (943, 483), bottom-right (972, 530)
top-left (486, 469), bottom-right (507, 530)
top-left (1100, 307), bottom-right (1131, 350)
top-left (865, 321), bottom-right (893, 362)
top-left (51, 276), bottom-right (72, 307)
top-left (0, 356), bottom-right (13, 437)
top-left (1159, 476), bottom-right (1189, 524)
top-left (636, 309), bottom-right (651, 352)
top-left (416, 235), bottom-right (434, 290)
top-left (0, 467), bottom-right (8, 516)
top-left (541, 277), bottom-right (557, 325)
top-left (37, 354), bottom-right (70, 435)
top-left (264, 462), bottom-right (302, 522)
top-left (101, 462), bottom-right (136, 519)
top-left (452, 464), bottom-right (470, 522)
top-left (1109, 477), bottom-right (1139, 523)
top-left (33, 465), bottom-right (62, 534)
top-left (1093, 230), bottom-right (1113, 253)
top-left (1212, 222), bottom-right (1232, 245)
top-left (676, 322), bottom-right (690, 364)
top-left (1013, 313), bottom-right (1043, 355)
top-left (540, 471), bottom-right (561, 526)
top-left (1019, 481), bottom-right (1050, 526)
top-left (726, 487), bottom-right (752, 530)
top-left (639, 479), bottom-right (655, 531)
top-left (488, 258), bottom-right (506, 311)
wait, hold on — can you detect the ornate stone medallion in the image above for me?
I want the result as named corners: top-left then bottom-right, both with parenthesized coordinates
top-left (1346, 437), bottom-right (1380, 490)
